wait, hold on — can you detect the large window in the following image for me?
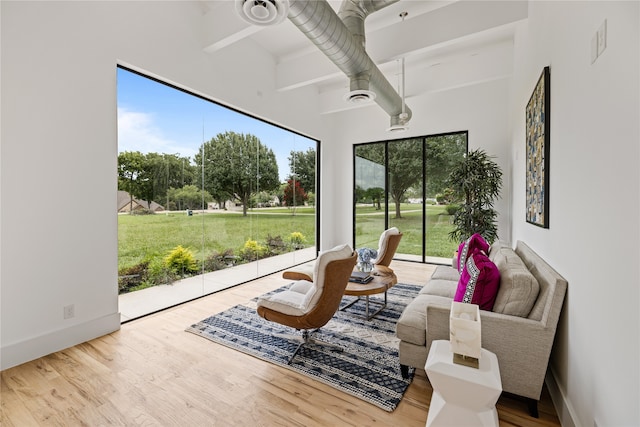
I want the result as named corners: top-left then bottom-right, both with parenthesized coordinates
top-left (354, 132), bottom-right (466, 263)
top-left (117, 66), bottom-right (318, 321)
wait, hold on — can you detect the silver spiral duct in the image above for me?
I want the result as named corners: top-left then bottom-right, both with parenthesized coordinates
top-left (287, 0), bottom-right (411, 129)
top-left (235, 0), bottom-right (412, 130)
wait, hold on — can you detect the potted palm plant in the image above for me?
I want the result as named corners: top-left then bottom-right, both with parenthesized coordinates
top-left (447, 149), bottom-right (503, 244)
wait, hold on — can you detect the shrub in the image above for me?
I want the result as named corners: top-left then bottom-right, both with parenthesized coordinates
top-left (130, 208), bottom-right (155, 216)
top-left (240, 239), bottom-right (267, 261)
top-left (265, 234), bottom-right (286, 255)
top-left (446, 204), bottom-right (460, 215)
top-left (147, 256), bottom-right (178, 285)
top-left (203, 249), bottom-right (237, 271)
top-left (289, 231), bottom-right (306, 249)
top-left (118, 261), bottom-right (149, 293)
top-left (164, 245), bottom-right (199, 275)
top-left (436, 188), bottom-right (456, 205)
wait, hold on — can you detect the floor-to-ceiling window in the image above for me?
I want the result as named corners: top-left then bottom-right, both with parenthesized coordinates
top-left (353, 132), bottom-right (466, 264)
top-left (117, 66), bottom-right (318, 321)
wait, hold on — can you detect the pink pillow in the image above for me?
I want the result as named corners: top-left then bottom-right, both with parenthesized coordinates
top-left (454, 251), bottom-right (501, 311)
top-left (457, 233), bottom-right (490, 274)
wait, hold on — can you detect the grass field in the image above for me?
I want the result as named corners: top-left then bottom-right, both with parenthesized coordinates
top-left (355, 203), bottom-right (458, 258)
top-left (118, 210), bottom-right (316, 270)
top-left (118, 204), bottom-right (458, 271)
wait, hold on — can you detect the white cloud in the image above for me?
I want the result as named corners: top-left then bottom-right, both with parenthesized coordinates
top-left (117, 107), bottom-right (196, 158)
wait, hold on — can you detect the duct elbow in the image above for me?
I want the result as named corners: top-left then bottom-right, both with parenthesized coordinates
top-left (388, 110), bottom-right (412, 132)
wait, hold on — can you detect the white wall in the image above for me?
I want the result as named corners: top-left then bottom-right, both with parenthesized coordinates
top-left (321, 78), bottom-right (513, 249)
top-left (0, 1), bottom-right (322, 370)
top-left (509, 2), bottom-right (639, 426)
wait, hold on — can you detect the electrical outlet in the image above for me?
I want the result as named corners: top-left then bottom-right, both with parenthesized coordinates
top-left (63, 304), bottom-right (75, 319)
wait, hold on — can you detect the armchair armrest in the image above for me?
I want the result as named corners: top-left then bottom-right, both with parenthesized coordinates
top-left (282, 264), bottom-right (314, 282)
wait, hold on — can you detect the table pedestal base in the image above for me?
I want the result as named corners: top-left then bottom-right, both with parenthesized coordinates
top-left (340, 292), bottom-right (387, 320)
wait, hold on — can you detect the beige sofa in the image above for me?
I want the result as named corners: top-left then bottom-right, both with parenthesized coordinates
top-left (396, 241), bottom-right (567, 417)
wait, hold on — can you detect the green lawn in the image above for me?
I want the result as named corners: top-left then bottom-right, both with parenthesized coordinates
top-left (118, 203), bottom-right (457, 273)
top-left (118, 210), bottom-right (316, 270)
top-left (355, 203), bottom-right (458, 258)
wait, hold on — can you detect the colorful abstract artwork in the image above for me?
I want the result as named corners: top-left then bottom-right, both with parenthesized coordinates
top-left (526, 67), bottom-right (550, 228)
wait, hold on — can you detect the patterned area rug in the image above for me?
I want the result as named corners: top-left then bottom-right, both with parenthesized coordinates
top-left (186, 283), bottom-right (421, 412)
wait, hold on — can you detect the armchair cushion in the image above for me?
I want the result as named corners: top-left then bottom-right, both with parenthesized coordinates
top-left (257, 280), bottom-right (314, 316)
top-left (310, 243), bottom-right (353, 308)
top-left (373, 227), bottom-right (400, 265)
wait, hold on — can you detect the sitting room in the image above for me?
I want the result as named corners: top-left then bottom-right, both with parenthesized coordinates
top-left (1, 1), bottom-right (638, 426)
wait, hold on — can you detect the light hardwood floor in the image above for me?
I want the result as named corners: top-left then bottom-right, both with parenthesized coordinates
top-left (1, 261), bottom-right (560, 426)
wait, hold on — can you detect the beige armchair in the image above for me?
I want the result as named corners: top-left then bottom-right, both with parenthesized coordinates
top-left (257, 244), bottom-right (357, 364)
top-left (282, 227), bottom-right (402, 282)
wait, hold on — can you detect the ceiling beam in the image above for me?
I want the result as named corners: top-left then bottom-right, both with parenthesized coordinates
top-left (200, 1), bottom-right (262, 53)
top-left (275, 0), bottom-right (527, 91)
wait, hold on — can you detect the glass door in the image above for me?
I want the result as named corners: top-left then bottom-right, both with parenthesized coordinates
top-left (353, 132), bottom-right (466, 265)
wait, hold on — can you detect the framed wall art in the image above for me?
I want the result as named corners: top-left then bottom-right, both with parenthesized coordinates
top-left (526, 66), bottom-right (550, 228)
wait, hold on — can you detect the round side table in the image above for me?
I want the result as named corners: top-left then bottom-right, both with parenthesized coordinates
top-left (425, 340), bottom-right (502, 427)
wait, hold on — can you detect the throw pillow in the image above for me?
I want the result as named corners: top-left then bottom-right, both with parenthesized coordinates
top-left (454, 251), bottom-right (501, 311)
top-left (457, 233), bottom-right (490, 274)
top-left (492, 247), bottom-right (540, 317)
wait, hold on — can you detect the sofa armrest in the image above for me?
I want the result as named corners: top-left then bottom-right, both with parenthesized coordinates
top-left (426, 303), bottom-right (556, 400)
top-left (477, 311), bottom-right (554, 400)
top-left (424, 301), bottom-right (453, 354)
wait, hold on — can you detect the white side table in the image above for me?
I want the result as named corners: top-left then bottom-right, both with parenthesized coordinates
top-left (425, 340), bottom-right (502, 427)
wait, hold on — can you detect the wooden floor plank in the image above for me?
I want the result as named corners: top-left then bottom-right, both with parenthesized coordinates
top-left (1, 260), bottom-right (560, 426)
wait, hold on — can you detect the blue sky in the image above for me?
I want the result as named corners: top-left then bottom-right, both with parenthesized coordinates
top-left (117, 67), bottom-right (315, 182)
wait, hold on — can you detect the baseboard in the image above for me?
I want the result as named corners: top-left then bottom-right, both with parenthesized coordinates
top-left (545, 368), bottom-right (578, 427)
top-left (1, 312), bottom-right (121, 370)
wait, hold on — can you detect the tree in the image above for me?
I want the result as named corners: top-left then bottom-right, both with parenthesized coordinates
top-left (195, 131), bottom-right (279, 216)
top-left (283, 178), bottom-right (307, 208)
top-left (118, 151), bottom-right (152, 211)
top-left (388, 139), bottom-right (423, 218)
top-left (288, 148), bottom-right (316, 195)
top-left (426, 133), bottom-right (467, 198)
top-left (118, 151), bottom-right (196, 211)
top-left (447, 149), bottom-right (503, 243)
top-left (365, 187), bottom-right (384, 210)
top-left (145, 152), bottom-right (195, 210)
top-left (166, 185), bottom-right (213, 210)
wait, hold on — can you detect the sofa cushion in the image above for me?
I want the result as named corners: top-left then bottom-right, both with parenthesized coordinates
top-left (422, 278), bottom-right (457, 298)
top-left (488, 240), bottom-right (502, 262)
top-left (492, 247), bottom-right (540, 317)
top-left (396, 294), bottom-right (452, 346)
top-left (430, 265), bottom-right (460, 282)
top-left (454, 251), bottom-right (501, 311)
